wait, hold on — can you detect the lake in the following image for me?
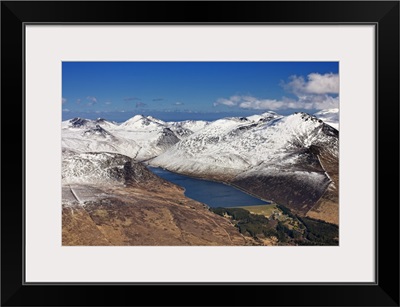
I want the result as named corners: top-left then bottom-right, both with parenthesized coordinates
top-left (148, 166), bottom-right (269, 208)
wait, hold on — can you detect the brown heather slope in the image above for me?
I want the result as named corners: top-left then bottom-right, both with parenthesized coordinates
top-left (62, 153), bottom-right (250, 245)
top-left (230, 144), bottom-right (338, 225)
top-left (306, 147), bottom-right (339, 225)
top-left (62, 180), bottom-right (249, 246)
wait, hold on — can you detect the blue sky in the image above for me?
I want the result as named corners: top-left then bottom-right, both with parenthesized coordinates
top-left (62, 62), bottom-right (339, 122)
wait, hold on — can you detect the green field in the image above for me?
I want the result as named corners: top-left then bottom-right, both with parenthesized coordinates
top-left (232, 204), bottom-right (278, 217)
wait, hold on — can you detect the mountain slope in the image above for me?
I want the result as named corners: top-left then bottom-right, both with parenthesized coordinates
top-left (62, 151), bottom-right (250, 246)
top-left (167, 120), bottom-right (210, 133)
top-left (62, 152), bottom-right (157, 185)
top-left (61, 111), bottom-right (339, 224)
top-left (62, 116), bottom-right (181, 160)
top-left (151, 112), bottom-right (336, 179)
top-left (151, 112), bottom-right (339, 219)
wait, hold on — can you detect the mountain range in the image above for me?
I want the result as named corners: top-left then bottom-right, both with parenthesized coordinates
top-left (150, 111), bottom-right (339, 223)
top-left (62, 109), bottom-right (339, 229)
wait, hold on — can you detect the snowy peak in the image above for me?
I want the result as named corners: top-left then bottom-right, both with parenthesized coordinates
top-left (62, 117), bottom-right (141, 159)
top-left (62, 117), bottom-right (117, 130)
top-left (119, 115), bottom-right (163, 130)
top-left (167, 120), bottom-right (210, 134)
top-left (196, 112), bottom-right (281, 141)
top-left (260, 111), bottom-right (281, 121)
top-left (241, 111), bottom-right (282, 124)
top-left (276, 112), bottom-right (324, 134)
top-left (293, 111), bottom-right (322, 122)
top-left (146, 116), bottom-right (166, 126)
top-left (68, 117), bottom-right (92, 128)
top-left (250, 112), bottom-right (337, 150)
top-left (82, 124), bottom-right (113, 139)
top-left (128, 114), bottom-right (144, 122)
top-left (62, 152), bottom-right (157, 185)
top-left (61, 115), bottom-right (180, 160)
top-left (94, 118), bottom-right (118, 129)
top-left (62, 110), bottom-right (338, 172)
top-left (151, 111), bottom-right (338, 180)
top-left (261, 111), bottom-right (279, 116)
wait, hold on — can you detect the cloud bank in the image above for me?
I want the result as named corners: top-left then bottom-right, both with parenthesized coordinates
top-left (214, 73), bottom-right (339, 111)
top-left (283, 73), bottom-right (339, 95)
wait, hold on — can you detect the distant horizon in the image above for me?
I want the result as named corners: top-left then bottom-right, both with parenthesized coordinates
top-left (61, 108), bottom-right (333, 123)
top-left (62, 61), bottom-right (339, 122)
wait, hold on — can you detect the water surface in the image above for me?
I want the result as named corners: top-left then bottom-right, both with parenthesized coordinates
top-left (148, 166), bottom-right (268, 208)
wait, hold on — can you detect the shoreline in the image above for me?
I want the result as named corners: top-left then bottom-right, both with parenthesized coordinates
top-left (146, 165), bottom-right (274, 207)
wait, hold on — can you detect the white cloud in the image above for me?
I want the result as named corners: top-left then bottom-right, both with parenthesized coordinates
top-left (62, 97), bottom-right (67, 104)
top-left (239, 99), bottom-right (285, 110)
top-left (284, 73), bottom-right (339, 95)
top-left (214, 94), bottom-right (338, 111)
top-left (296, 94), bottom-right (339, 110)
top-left (174, 101), bottom-right (184, 106)
top-left (214, 96), bottom-right (283, 110)
top-left (214, 97), bottom-right (238, 107)
top-left (215, 95), bottom-right (283, 110)
top-left (214, 72), bottom-right (339, 111)
top-left (104, 101), bottom-right (112, 105)
top-left (62, 108), bottom-right (70, 112)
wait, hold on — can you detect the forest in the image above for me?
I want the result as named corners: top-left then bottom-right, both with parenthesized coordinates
top-left (211, 205), bottom-right (338, 246)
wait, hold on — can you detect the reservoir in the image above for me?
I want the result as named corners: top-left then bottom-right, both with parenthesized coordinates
top-left (148, 166), bottom-right (269, 208)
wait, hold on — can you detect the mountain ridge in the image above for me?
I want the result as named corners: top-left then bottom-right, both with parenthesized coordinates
top-left (62, 109), bottom-right (339, 224)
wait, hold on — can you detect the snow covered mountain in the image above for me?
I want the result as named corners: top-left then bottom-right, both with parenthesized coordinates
top-left (112, 115), bottom-right (181, 159)
top-left (161, 120), bottom-right (209, 140)
top-left (62, 110), bottom-right (339, 219)
top-left (150, 111), bottom-right (339, 215)
top-left (62, 118), bottom-right (141, 159)
top-left (119, 114), bottom-right (163, 130)
top-left (62, 152), bottom-right (158, 185)
top-left (62, 115), bottom-right (182, 160)
top-left (313, 108), bottom-right (339, 130)
top-left (150, 111), bottom-right (334, 179)
top-left (61, 117), bottom-right (118, 130)
top-left (167, 120), bottom-right (210, 133)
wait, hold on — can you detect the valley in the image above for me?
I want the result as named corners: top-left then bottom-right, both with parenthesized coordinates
top-left (62, 109), bottom-right (339, 246)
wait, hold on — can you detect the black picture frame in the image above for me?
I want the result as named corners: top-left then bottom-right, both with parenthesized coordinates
top-left (1, 1), bottom-right (399, 306)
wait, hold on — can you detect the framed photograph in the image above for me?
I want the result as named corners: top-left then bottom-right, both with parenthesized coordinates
top-left (1, 1), bottom-right (399, 306)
